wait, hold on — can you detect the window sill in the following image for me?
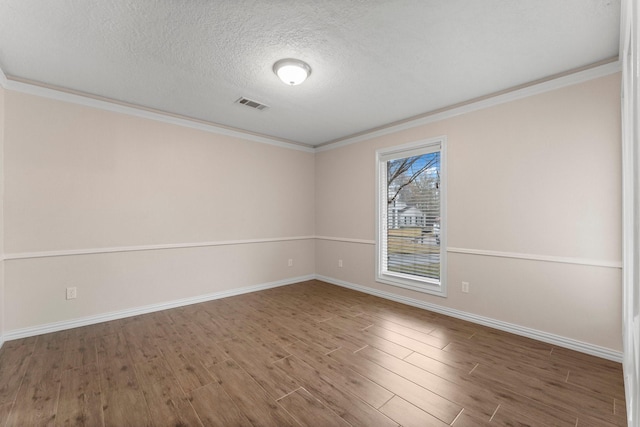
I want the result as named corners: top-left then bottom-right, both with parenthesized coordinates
top-left (376, 273), bottom-right (447, 297)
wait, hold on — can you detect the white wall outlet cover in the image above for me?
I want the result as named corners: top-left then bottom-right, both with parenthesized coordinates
top-left (461, 282), bottom-right (469, 293)
top-left (66, 287), bottom-right (77, 300)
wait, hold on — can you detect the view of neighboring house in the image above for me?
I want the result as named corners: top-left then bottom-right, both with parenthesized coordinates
top-left (389, 201), bottom-right (427, 228)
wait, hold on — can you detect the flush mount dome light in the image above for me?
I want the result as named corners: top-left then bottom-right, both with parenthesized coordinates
top-left (273, 58), bottom-right (311, 85)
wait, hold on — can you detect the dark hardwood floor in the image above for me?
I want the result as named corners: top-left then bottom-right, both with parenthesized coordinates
top-left (0, 280), bottom-right (627, 426)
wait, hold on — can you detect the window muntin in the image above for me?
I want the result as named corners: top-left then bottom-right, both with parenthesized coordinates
top-left (376, 137), bottom-right (447, 296)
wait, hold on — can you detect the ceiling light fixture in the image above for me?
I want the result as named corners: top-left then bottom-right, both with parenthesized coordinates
top-left (273, 58), bottom-right (311, 86)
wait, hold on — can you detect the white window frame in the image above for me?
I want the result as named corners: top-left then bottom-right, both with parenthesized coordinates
top-left (375, 136), bottom-right (447, 297)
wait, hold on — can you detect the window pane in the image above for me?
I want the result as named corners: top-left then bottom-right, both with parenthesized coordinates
top-left (386, 152), bottom-right (440, 280)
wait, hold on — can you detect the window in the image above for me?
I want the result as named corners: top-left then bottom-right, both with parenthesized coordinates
top-left (376, 137), bottom-right (447, 296)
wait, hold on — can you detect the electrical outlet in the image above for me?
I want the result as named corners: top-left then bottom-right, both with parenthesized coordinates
top-left (338, 259), bottom-right (343, 268)
top-left (288, 259), bottom-right (293, 267)
top-left (66, 287), bottom-right (77, 300)
top-left (461, 281), bottom-right (469, 293)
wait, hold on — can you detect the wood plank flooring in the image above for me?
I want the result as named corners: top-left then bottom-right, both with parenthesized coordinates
top-left (0, 280), bottom-right (627, 426)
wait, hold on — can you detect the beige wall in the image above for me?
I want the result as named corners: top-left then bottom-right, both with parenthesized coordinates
top-left (0, 72), bottom-right (623, 355)
top-left (316, 73), bottom-right (623, 351)
top-left (3, 91), bottom-right (315, 331)
top-left (4, 92), bottom-right (315, 252)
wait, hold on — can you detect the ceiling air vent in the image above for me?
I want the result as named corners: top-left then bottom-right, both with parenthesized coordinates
top-left (235, 97), bottom-right (269, 111)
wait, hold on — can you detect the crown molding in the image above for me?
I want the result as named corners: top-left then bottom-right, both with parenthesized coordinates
top-left (317, 60), bottom-right (622, 152)
top-left (0, 59), bottom-right (622, 154)
top-left (2, 77), bottom-right (315, 153)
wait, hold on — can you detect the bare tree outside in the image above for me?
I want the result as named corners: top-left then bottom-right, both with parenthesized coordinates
top-left (387, 154), bottom-right (439, 206)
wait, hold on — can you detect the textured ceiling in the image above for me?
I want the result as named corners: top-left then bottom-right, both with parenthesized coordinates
top-left (0, 0), bottom-right (621, 146)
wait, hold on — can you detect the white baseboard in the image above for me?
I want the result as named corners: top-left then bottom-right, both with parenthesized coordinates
top-left (315, 275), bottom-right (623, 363)
top-left (2, 273), bottom-right (624, 363)
top-left (3, 275), bottom-right (315, 342)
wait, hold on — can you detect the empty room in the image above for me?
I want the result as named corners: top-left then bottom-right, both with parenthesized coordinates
top-left (0, 1), bottom-right (638, 426)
